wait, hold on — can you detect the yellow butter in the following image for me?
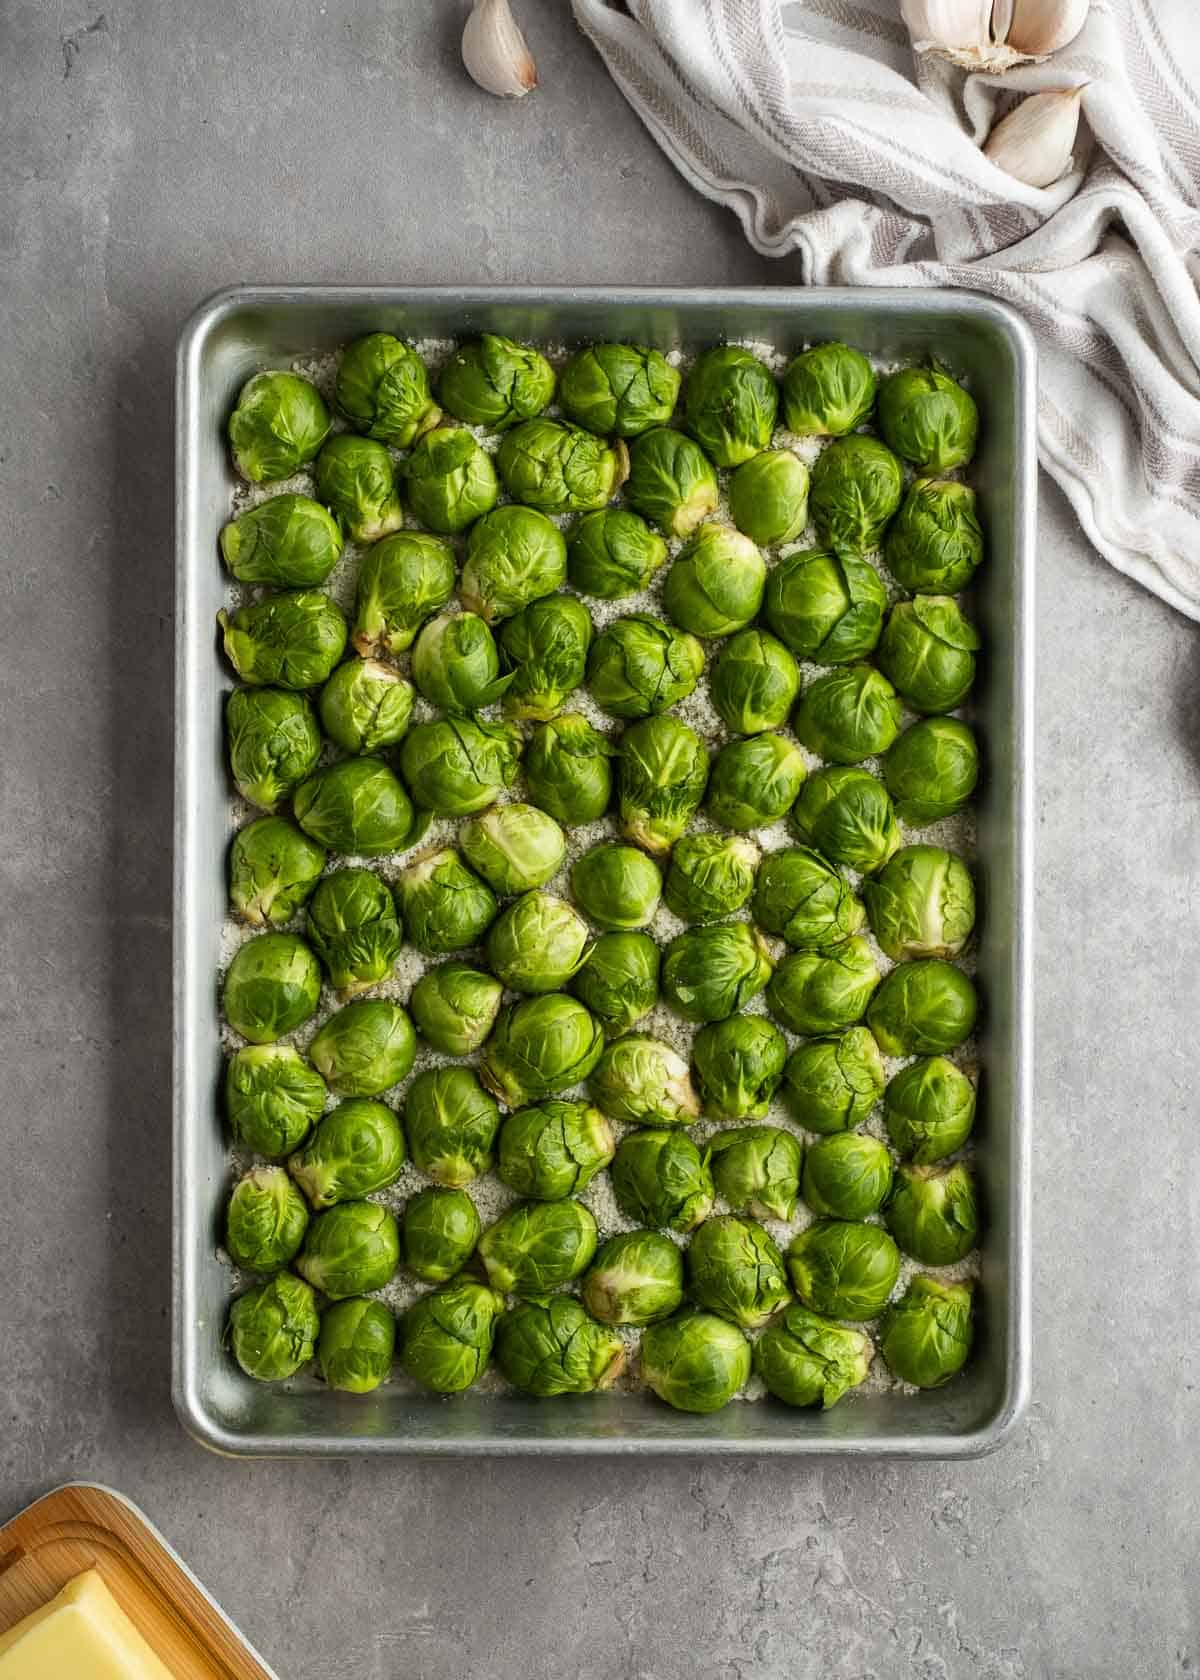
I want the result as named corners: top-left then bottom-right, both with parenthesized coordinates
top-left (0, 1570), bottom-right (176, 1679)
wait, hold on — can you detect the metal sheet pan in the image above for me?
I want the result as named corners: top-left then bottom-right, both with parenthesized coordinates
top-left (174, 286), bottom-right (1033, 1457)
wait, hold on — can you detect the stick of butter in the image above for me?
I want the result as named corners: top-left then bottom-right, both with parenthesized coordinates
top-left (0, 1570), bottom-right (176, 1679)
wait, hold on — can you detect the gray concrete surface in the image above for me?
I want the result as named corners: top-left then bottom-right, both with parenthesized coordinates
top-left (1, 0), bottom-right (1198, 1674)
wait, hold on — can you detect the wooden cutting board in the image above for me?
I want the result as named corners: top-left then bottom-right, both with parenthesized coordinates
top-left (0, 1484), bottom-right (278, 1680)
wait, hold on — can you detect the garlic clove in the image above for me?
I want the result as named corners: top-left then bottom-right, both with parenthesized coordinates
top-left (1002, 0), bottom-right (1090, 57)
top-left (462, 0), bottom-right (538, 99)
top-left (983, 85), bottom-right (1087, 189)
top-left (901, 0), bottom-right (1023, 70)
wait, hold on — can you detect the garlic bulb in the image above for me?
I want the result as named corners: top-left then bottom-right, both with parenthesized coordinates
top-left (462, 0), bottom-right (538, 99)
top-left (983, 86), bottom-right (1086, 187)
top-left (902, 0), bottom-right (1089, 69)
top-left (998, 0), bottom-right (1090, 56)
top-left (900, 0), bottom-right (993, 56)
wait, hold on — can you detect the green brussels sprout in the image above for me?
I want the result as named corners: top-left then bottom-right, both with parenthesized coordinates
top-left (220, 494), bottom-right (343, 588)
top-left (226, 688), bottom-right (321, 811)
top-left (567, 508), bottom-right (668, 599)
top-left (394, 848), bottom-right (497, 955)
top-left (886, 1162), bottom-right (978, 1264)
top-left (399, 717), bottom-right (522, 816)
top-left (523, 712), bottom-right (614, 824)
top-left (781, 341), bottom-right (877, 437)
top-left (706, 734), bottom-right (808, 832)
top-left (485, 890), bottom-right (593, 992)
top-left (496, 418), bottom-right (626, 514)
top-left (877, 596), bottom-right (979, 715)
top-left (885, 479), bottom-right (985, 594)
top-left (402, 1187), bottom-right (482, 1284)
top-left (617, 715), bottom-right (709, 854)
top-left (625, 427), bottom-right (719, 537)
top-left (708, 1124), bottom-right (802, 1219)
top-left (766, 937), bottom-right (880, 1036)
top-left (753, 1306), bottom-right (874, 1408)
top-left (295, 1200), bottom-right (401, 1299)
top-left (863, 845), bottom-right (975, 962)
top-left (305, 868), bottom-right (403, 993)
top-left (866, 959), bottom-right (978, 1055)
top-left (802, 1132), bottom-right (893, 1220)
top-left (588, 614), bottom-right (705, 720)
top-left (404, 1066), bottom-right (502, 1187)
top-left (457, 807), bottom-right (563, 903)
top-left (478, 1199), bottom-right (599, 1296)
top-left (782, 1027), bottom-right (885, 1134)
top-left (709, 629), bottom-right (800, 737)
top-left (288, 1098), bottom-right (406, 1208)
top-left (559, 342), bottom-right (681, 436)
top-left (793, 665), bottom-right (902, 765)
top-left (314, 435), bottom-right (404, 544)
top-left (318, 1297), bottom-right (396, 1393)
top-left (879, 1275), bottom-right (974, 1387)
top-left (228, 1272), bottom-right (319, 1382)
top-left (308, 1000), bottom-right (417, 1096)
top-left (662, 923), bottom-right (773, 1024)
top-left (686, 1214), bottom-right (791, 1329)
top-left (641, 1309), bottom-right (751, 1413)
top-left (438, 334), bottom-right (555, 431)
top-left (582, 1231), bottom-right (684, 1326)
top-left (663, 525), bottom-right (767, 639)
top-left (809, 435), bottom-right (904, 554)
top-left (225, 1167), bottom-right (310, 1272)
top-left (878, 363), bottom-right (978, 472)
top-left (790, 766), bottom-right (901, 873)
top-left (610, 1129), bottom-right (714, 1232)
top-left (787, 1218), bottom-right (901, 1320)
top-left (223, 932), bottom-right (321, 1044)
top-left (728, 449), bottom-right (810, 547)
top-left (496, 1100), bottom-right (615, 1200)
top-left (293, 758), bottom-right (423, 856)
top-left (460, 505), bottom-right (568, 624)
top-left (335, 332), bottom-right (440, 447)
top-left (692, 1016), bottom-right (788, 1123)
top-left (318, 658), bottom-right (415, 755)
top-left (402, 425), bottom-right (499, 534)
top-left (410, 611), bottom-right (513, 712)
top-left (752, 846), bottom-right (865, 951)
top-left (495, 1297), bottom-right (626, 1396)
top-left (229, 816), bottom-right (327, 928)
top-left (663, 833), bottom-right (759, 924)
top-left (227, 371), bottom-right (331, 483)
top-left (409, 960), bottom-right (504, 1055)
top-left (884, 1056), bottom-right (977, 1163)
top-left (883, 717), bottom-right (979, 826)
top-left (220, 591), bottom-right (348, 691)
top-left (571, 843), bottom-right (662, 931)
top-left (569, 930), bottom-right (660, 1039)
top-left (399, 1277), bottom-right (505, 1393)
top-left (225, 1044), bottom-right (328, 1157)
top-left (590, 1033), bottom-right (700, 1127)
top-left (352, 531), bottom-right (456, 657)
top-left (683, 346), bottom-right (778, 467)
top-left (479, 995), bottom-right (605, 1107)
top-left (498, 594), bottom-right (592, 721)
top-left (762, 550), bottom-right (888, 665)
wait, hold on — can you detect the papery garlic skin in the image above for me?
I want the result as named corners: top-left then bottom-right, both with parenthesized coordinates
top-left (1002, 0), bottom-right (1090, 57)
top-left (983, 86), bottom-right (1086, 188)
top-left (462, 0), bottom-right (538, 99)
top-left (903, 0), bottom-right (1089, 68)
top-left (900, 0), bottom-right (993, 54)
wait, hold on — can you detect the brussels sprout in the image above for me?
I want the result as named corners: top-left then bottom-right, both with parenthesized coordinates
top-left (394, 849), bottom-right (497, 956)
top-left (458, 804), bottom-right (565, 899)
top-left (352, 531), bottom-right (456, 657)
top-left (409, 961), bottom-right (503, 1056)
top-left (708, 1123), bottom-right (802, 1219)
top-left (641, 1309), bottom-right (751, 1413)
top-left (781, 342), bottom-right (877, 437)
top-left (404, 1065), bottom-right (502, 1187)
top-left (314, 435), bottom-right (404, 544)
top-left (399, 717), bottom-right (522, 817)
top-left (439, 334), bottom-right (555, 431)
top-left (663, 834), bottom-right (759, 924)
top-left (226, 1044), bottom-right (328, 1158)
top-left (318, 658), bottom-right (415, 755)
top-left (878, 363), bottom-right (978, 472)
top-left (590, 1033), bottom-right (700, 1127)
top-left (411, 611), bottom-right (513, 712)
top-left (225, 1167), bottom-right (310, 1272)
top-left (790, 766), bottom-right (901, 873)
top-left (885, 479), bottom-right (985, 594)
top-left (886, 1162), bottom-right (978, 1264)
top-left (402, 425), bottom-right (499, 534)
top-left (223, 932), bottom-right (321, 1044)
top-left (496, 418), bottom-right (625, 514)
top-left (308, 1000), bottom-right (417, 1096)
top-left (229, 816), bottom-right (327, 928)
top-left (754, 1306), bottom-right (874, 1409)
top-left (460, 505), bottom-right (568, 624)
top-left (752, 846), bottom-right (865, 951)
top-left (225, 688), bottom-right (320, 812)
top-left (402, 1187), bottom-right (482, 1284)
top-left (662, 923), bottom-right (773, 1024)
top-left (569, 930), bottom-right (660, 1039)
top-left (766, 938), bottom-right (880, 1036)
top-left (496, 1296), bottom-right (626, 1396)
top-left (498, 594), bottom-right (593, 721)
top-left (802, 1132), bottom-right (893, 1220)
top-left (617, 715), bottom-right (709, 854)
top-left (610, 1129), bottom-right (713, 1232)
top-left (877, 596), bottom-right (979, 715)
top-left (883, 717), bottom-right (979, 827)
top-left (486, 891), bottom-right (593, 992)
top-left (228, 1272), bottom-right (320, 1381)
top-left (399, 1277), bottom-right (505, 1393)
top-left (867, 959), bottom-right (978, 1055)
top-left (686, 1215), bottom-right (791, 1329)
top-left (884, 1056), bottom-right (977, 1163)
top-left (293, 758), bottom-right (423, 856)
top-left (305, 868), bottom-right (403, 993)
top-left (684, 346), bottom-right (778, 467)
top-left (762, 549), bottom-right (888, 665)
top-left (571, 844), bottom-right (661, 931)
top-left (625, 427), bottom-right (720, 537)
top-left (782, 1027), bottom-right (885, 1134)
top-left (220, 494), bottom-right (343, 588)
top-left (809, 435), bottom-right (904, 555)
top-left (220, 592), bottom-right (348, 690)
top-left (879, 1275), bottom-right (974, 1387)
top-left (497, 1100), bottom-right (615, 1200)
top-left (582, 1231), bottom-right (685, 1326)
top-left (663, 525), bottom-right (767, 640)
top-left (709, 629), bottom-right (800, 737)
top-left (728, 449), bottom-right (810, 548)
top-left (479, 994), bottom-right (605, 1107)
top-left (567, 508), bottom-right (668, 599)
top-left (288, 1098), bottom-right (406, 1208)
top-left (335, 332), bottom-right (440, 447)
top-left (227, 371), bottom-right (331, 483)
top-left (706, 734), bottom-right (808, 832)
top-left (318, 1297), bottom-right (396, 1394)
top-left (787, 1218), bottom-right (901, 1320)
top-left (295, 1200), bottom-right (401, 1299)
top-left (692, 1016), bottom-right (788, 1122)
top-left (523, 711), bottom-right (614, 824)
top-left (559, 342), bottom-right (681, 436)
top-left (793, 665), bottom-right (902, 765)
top-left (588, 614), bottom-right (705, 720)
top-left (863, 845), bottom-right (975, 962)
top-left (478, 1200), bottom-right (599, 1296)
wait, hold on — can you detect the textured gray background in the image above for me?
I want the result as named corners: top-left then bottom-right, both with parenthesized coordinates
top-left (2, 1), bottom-right (1198, 1675)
